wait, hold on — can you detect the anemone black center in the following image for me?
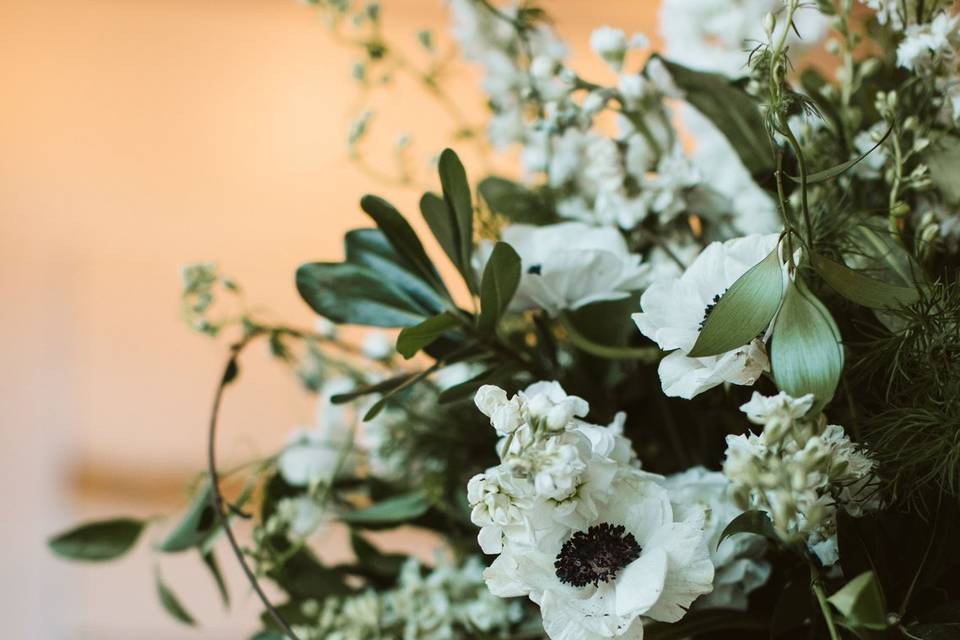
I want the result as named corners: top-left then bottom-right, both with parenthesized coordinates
top-left (528, 264), bottom-right (543, 275)
top-left (554, 522), bottom-right (642, 587)
top-left (699, 291), bottom-right (725, 330)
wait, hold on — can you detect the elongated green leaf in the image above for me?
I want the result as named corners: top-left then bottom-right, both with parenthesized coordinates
top-left (296, 262), bottom-right (428, 328)
top-left (344, 228), bottom-right (443, 315)
top-left (478, 241), bottom-right (521, 333)
top-left (717, 510), bottom-right (779, 549)
top-left (269, 547), bottom-right (352, 599)
top-left (650, 56), bottom-right (772, 175)
top-left (362, 369), bottom-right (433, 421)
top-left (771, 277), bottom-right (844, 413)
top-left (813, 253), bottom-right (920, 309)
top-left (360, 195), bottom-right (448, 295)
top-left (350, 532), bottom-right (406, 581)
top-left (688, 247), bottom-right (784, 357)
top-left (789, 125), bottom-right (892, 184)
top-left (330, 373), bottom-right (415, 404)
top-left (828, 571), bottom-right (888, 631)
top-left (420, 192), bottom-right (461, 270)
top-left (438, 148), bottom-right (475, 289)
top-left (478, 176), bottom-right (554, 225)
top-left (202, 550), bottom-right (229, 608)
top-left (437, 362), bottom-right (516, 404)
top-left (341, 490), bottom-right (432, 526)
top-left (156, 569), bottom-right (196, 626)
top-left (396, 312), bottom-right (459, 359)
top-left (925, 135), bottom-right (960, 204)
top-left (157, 482), bottom-right (217, 553)
top-left (48, 518), bottom-right (145, 562)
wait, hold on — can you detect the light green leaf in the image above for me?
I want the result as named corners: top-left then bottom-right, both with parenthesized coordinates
top-left (341, 490), bottom-right (432, 527)
top-left (827, 571), bottom-right (888, 631)
top-left (296, 262), bottom-right (429, 328)
top-left (925, 135), bottom-right (960, 204)
top-left (362, 369), bottom-right (433, 421)
top-left (716, 510), bottom-right (779, 549)
top-left (330, 372), bottom-right (416, 405)
top-left (438, 148), bottom-right (475, 290)
top-left (48, 518), bottom-right (145, 562)
top-left (650, 56), bottom-right (772, 175)
top-left (789, 125), bottom-right (892, 184)
top-left (688, 247), bottom-right (784, 357)
top-left (813, 253), bottom-right (920, 309)
top-left (478, 241), bottom-right (521, 333)
top-left (156, 568), bottom-right (197, 626)
top-left (771, 276), bottom-right (844, 413)
top-left (157, 482), bottom-right (217, 553)
top-left (359, 194), bottom-right (448, 295)
top-left (202, 550), bottom-right (229, 608)
top-left (396, 312), bottom-right (459, 359)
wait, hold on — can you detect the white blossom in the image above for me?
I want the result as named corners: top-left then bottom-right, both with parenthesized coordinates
top-left (632, 233), bottom-right (781, 399)
top-left (474, 223), bottom-right (649, 316)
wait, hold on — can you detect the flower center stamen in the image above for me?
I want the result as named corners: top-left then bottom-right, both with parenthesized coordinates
top-left (699, 292), bottom-right (724, 330)
top-left (554, 522), bottom-right (642, 587)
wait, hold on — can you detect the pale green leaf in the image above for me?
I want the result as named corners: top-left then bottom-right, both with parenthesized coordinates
top-left (813, 253), bottom-right (919, 309)
top-left (688, 247), bottom-right (784, 357)
top-left (396, 312), bottom-right (459, 359)
top-left (827, 571), bottom-right (888, 631)
top-left (341, 490), bottom-right (431, 527)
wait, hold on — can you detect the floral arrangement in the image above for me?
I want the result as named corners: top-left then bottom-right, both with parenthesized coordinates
top-left (48, 1), bottom-right (960, 639)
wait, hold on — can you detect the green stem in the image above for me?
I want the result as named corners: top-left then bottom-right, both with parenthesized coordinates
top-left (558, 314), bottom-right (661, 362)
top-left (810, 562), bottom-right (842, 640)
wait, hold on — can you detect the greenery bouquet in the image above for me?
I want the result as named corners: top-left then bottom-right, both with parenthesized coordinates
top-left (49, 0), bottom-right (960, 638)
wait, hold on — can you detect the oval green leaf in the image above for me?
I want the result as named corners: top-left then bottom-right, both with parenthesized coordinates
top-left (478, 241), bottom-right (521, 333)
top-left (771, 276), bottom-right (844, 413)
top-left (340, 490), bottom-right (432, 527)
top-left (156, 569), bottom-right (196, 626)
top-left (157, 482), bottom-right (217, 553)
top-left (296, 262), bottom-right (428, 328)
top-left (827, 571), bottom-right (888, 631)
top-left (813, 253), bottom-right (920, 309)
top-left (438, 148), bottom-right (475, 290)
top-left (48, 517), bottom-right (145, 562)
top-left (687, 247), bottom-right (784, 358)
top-left (396, 312), bottom-right (459, 359)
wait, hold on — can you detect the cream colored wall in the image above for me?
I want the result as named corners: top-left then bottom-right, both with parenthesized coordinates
top-left (0, 1), bottom-right (660, 637)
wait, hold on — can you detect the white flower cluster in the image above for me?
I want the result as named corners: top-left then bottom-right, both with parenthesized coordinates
top-left (450, 1), bottom-right (717, 231)
top-left (722, 392), bottom-right (880, 565)
top-left (473, 222), bottom-right (649, 316)
top-left (469, 381), bottom-right (717, 640)
top-left (659, 0), bottom-right (828, 78)
top-left (862, 0), bottom-right (955, 32)
top-left (633, 233), bottom-right (781, 399)
top-left (290, 554), bottom-right (524, 640)
top-left (895, 10), bottom-right (960, 123)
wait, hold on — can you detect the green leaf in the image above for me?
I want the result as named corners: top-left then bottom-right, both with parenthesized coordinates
top-left (330, 372), bottom-right (416, 404)
top-left (477, 241), bottom-right (521, 333)
top-left (359, 194), bottom-right (448, 296)
top-left (559, 313), bottom-right (660, 361)
top-left (296, 262), bottom-right (429, 328)
top-left (157, 482), bottom-right (218, 553)
top-left (813, 253), bottom-right (920, 309)
top-left (269, 547), bottom-right (352, 599)
top-left (716, 510), bottom-right (779, 549)
top-left (650, 56), bottom-right (772, 175)
top-left (438, 148), bottom-right (475, 289)
top-left (828, 571), bottom-right (888, 631)
top-left (155, 569), bottom-right (196, 626)
top-left (202, 549), bottom-right (229, 608)
top-left (344, 228), bottom-right (444, 315)
top-left (420, 192), bottom-right (461, 272)
top-left (350, 532), bottom-right (406, 581)
top-left (48, 518), bottom-right (145, 562)
top-left (789, 125), bottom-right (892, 184)
top-left (771, 276), bottom-right (844, 413)
top-left (687, 247), bottom-right (784, 357)
top-left (341, 490), bottom-right (431, 527)
top-left (396, 312), bottom-right (459, 359)
top-left (437, 362), bottom-right (516, 404)
top-left (361, 369), bottom-right (433, 421)
top-left (925, 135), bottom-right (960, 204)
top-left (478, 176), bottom-right (554, 225)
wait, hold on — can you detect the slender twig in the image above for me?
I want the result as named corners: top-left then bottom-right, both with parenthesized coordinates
top-left (207, 331), bottom-right (302, 640)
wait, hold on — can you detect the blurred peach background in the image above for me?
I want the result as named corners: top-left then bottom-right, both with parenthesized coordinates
top-left (1, 1), bottom-right (660, 637)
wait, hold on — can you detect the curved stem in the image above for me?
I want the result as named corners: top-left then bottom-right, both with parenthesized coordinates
top-left (207, 332), bottom-right (302, 640)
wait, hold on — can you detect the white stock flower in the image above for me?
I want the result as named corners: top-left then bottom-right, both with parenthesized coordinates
top-left (274, 495), bottom-right (326, 539)
top-left (484, 474), bottom-right (714, 640)
top-left (632, 233), bottom-right (781, 399)
top-left (896, 12), bottom-right (960, 71)
top-left (740, 391), bottom-right (815, 440)
top-left (474, 223), bottom-right (649, 316)
top-left (664, 467), bottom-right (771, 610)
top-left (590, 26), bottom-right (628, 69)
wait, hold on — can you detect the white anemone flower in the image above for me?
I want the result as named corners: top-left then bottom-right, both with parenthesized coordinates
top-left (474, 223), bottom-right (649, 317)
top-left (483, 474), bottom-right (714, 640)
top-left (663, 467), bottom-right (771, 611)
top-left (632, 233), bottom-right (780, 399)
